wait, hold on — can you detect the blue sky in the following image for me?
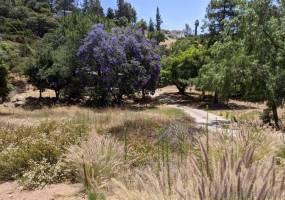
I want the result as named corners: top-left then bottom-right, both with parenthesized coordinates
top-left (100, 0), bottom-right (210, 31)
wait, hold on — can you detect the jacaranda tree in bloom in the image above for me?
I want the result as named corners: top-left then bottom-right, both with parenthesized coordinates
top-left (77, 24), bottom-right (160, 104)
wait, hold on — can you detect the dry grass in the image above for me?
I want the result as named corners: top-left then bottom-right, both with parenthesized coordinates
top-left (65, 134), bottom-right (128, 193)
top-left (0, 104), bottom-right (192, 191)
top-left (111, 150), bottom-right (285, 200)
top-left (108, 126), bottom-right (285, 200)
top-left (0, 105), bottom-right (189, 127)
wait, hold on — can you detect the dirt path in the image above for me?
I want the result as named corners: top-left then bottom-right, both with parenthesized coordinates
top-left (0, 182), bottom-right (85, 200)
top-left (170, 104), bottom-right (230, 131)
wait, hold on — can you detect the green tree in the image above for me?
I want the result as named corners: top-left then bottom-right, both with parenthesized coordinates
top-left (185, 24), bottom-right (192, 36)
top-left (0, 66), bottom-right (8, 102)
top-left (54, 0), bottom-right (75, 12)
top-left (200, 0), bottom-right (285, 129)
top-left (156, 6), bottom-right (162, 31)
top-left (194, 19), bottom-right (199, 36)
top-left (148, 18), bottom-right (155, 32)
top-left (197, 39), bottom-right (248, 102)
top-left (24, 46), bottom-right (51, 99)
top-left (239, 0), bottom-right (285, 129)
top-left (106, 7), bottom-right (115, 19)
top-left (116, 0), bottom-right (124, 17)
top-left (0, 0), bottom-right (57, 37)
top-left (82, 0), bottom-right (104, 16)
top-left (0, 53), bottom-right (8, 101)
top-left (136, 19), bottom-right (147, 34)
top-left (206, 0), bottom-right (239, 35)
top-left (26, 15), bottom-right (57, 37)
top-left (162, 46), bottom-right (205, 94)
top-left (115, 0), bottom-right (136, 23)
top-left (90, 0), bottom-right (104, 16)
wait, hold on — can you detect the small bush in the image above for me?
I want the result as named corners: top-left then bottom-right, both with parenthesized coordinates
top-left (260, 108), bottom-right (272, 125)
top-left (19, 159), bottom-right (68, 189)
top-left (0, 121), bottom-right (87, 188)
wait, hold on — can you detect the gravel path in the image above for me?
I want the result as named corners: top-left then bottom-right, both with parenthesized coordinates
top-left (170, 104), bottom-right (230, 131)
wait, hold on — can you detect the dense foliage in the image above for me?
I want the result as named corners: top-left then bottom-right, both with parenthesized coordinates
top-left (161, 42), bottom-right (205, 94)
top-left (0, 62), bottom-right (8, 101)
top-left (161, 0), bottom-right (285, 128)
top-left (77, 24), bottom-right (160, 104)
top-left (0, 0), bottom-right (57, 38)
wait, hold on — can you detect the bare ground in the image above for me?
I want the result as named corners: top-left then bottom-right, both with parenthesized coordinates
top-left (0, 182), bottom-right (85, 200)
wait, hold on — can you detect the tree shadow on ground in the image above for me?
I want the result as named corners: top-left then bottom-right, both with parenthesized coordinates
top-left (21, 97), bottom-right (77, 110)
top-left (153, 91), bottom-right (257, 111)
top-left (13, 90), bottom-right (257, 112)
top-left (20, 96), bottom-right (158, 112)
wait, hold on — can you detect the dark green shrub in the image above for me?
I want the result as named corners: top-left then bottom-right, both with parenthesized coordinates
top-left (260, 108), bottom-right (272, 125)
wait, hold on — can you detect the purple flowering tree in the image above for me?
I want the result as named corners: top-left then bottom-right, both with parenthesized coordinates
top-left (77, 24), bottom-right (160, 104)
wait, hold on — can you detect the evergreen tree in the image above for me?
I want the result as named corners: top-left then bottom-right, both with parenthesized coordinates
top-left (117, 0), bottom-right (124, 17)
top-left (82, 0), bottom-right (89, 11)
top-left (106, 7), bottom-right (115, 19)
top-left (54, 0), bottom-right (75, 12)
top-left (115, 0), bottom-right (136, 23)
top-left (185, 24), bottom-right (192, 36)
top-left (90, 0), bottom-right (104, 16)
top-left (0, 61), bottom-right (8, 102)
top-left (149, 18), bottom-right (155, 32)
top-left (123, 2), bottom-right (137, 23)
top-left (156, 6), bottom-right (162, 31)
top-left (206, 0), bottom-right (239, 35)
top-left (194, 20), bottom-right (199, 36)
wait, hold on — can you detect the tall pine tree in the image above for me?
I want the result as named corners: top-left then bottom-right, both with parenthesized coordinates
top-left (106, 7), bottom-right (115, 19)
top-left (117, 0), bottom-right (124, 17)
top-left (206, 0), bottom-right (239, 35)
top-left (156, 6), bottom-right (162, 31)
top-left (194, 20), bottom-right (199, 36)
top-left (54, 0), bottom-right (75, 12)
top-left (149, 18), bottom-right (155, 32)
top-left (91, 0), bottom-right (104, 16)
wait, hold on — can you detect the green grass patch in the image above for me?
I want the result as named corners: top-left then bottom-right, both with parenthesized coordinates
top-left (157, 107), bottom-right (187, 118)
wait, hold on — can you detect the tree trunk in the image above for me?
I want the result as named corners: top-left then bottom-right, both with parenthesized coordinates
top-left (39, 89), bottom-right (42, 99)
top-left (201, 91), bottom-right (205, 101)
top-left (55, 90), bottom-right (60, 100)
top-left (142, 89), bottom-right (146, 99)
top-left (272, 102), bottom-right (280, 130)
top-left (177, 86), bottom-right (186, 95)
top-left (116, 93), bottom-right (123, 105)
top-left (213, 91), bottom-right (219, 104)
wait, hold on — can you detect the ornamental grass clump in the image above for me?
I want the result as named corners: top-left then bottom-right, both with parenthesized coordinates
top-left (110, 126), bottom-right (285, 200)
top-left (66, 134), bottom-right (130, 195)
top-left (112, 144), bottom-right (285, 200)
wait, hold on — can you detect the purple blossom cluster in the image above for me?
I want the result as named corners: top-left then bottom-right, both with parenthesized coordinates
top-left (77, 24), bottom-right (161, 101)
